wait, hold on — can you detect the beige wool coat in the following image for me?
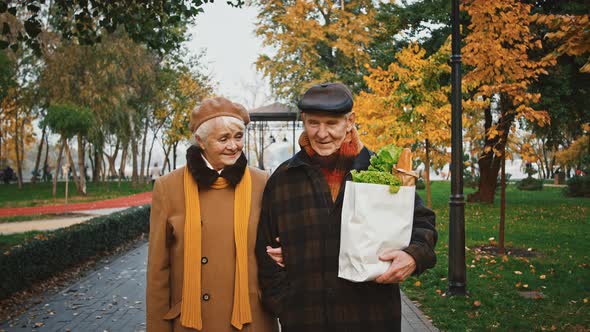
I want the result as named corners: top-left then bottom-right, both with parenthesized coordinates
top-left (146, 166), bottom-right (279, 332)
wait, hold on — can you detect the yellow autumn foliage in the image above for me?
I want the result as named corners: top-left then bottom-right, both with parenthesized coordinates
top-left (355, 40), bottom-right (452, 172)
top-left (535, 13), bottom-right (590, 73)
top-left (463, 0), bottom-right (556, 137)
top-left (255, 0), bottom-right (376, 100)
top-left (555, 124), bottom-right (590, 168)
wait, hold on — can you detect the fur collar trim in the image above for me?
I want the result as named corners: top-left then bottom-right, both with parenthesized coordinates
top-left (185, 146), bottom-right (247, 188)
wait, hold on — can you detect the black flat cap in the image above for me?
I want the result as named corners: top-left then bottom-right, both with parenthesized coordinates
top-left (297, 82), bottom-right (353, 114)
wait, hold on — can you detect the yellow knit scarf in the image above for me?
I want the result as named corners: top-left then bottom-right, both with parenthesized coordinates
top-left (181, 166), bottom-right (253, 330)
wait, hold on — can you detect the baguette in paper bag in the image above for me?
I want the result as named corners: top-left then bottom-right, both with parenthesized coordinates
top-left (393, 148), bottom-right (418, 186)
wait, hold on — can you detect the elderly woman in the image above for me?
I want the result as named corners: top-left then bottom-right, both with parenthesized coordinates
top-left (147, 97), bottom-right (279, 332)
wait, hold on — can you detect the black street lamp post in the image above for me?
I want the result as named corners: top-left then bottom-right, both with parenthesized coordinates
top-left (447, 0), bottom-right (467, 296)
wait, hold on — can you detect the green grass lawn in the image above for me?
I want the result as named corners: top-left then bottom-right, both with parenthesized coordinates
top-left (0, 181), bottom-right (151, 208)
top-left (405, 182), bottom-right (590, 331)
top-left (0, 212), bottom-right (89, 223)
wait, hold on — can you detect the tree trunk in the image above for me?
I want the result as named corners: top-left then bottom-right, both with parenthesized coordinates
top-left (19, 119), bottom-right (26, 187)
top-left (14, 111), bottom-right (23, 189)
top-left (77, 134), bottom-right (86, 194)
top-left (105, 140), bottom-right (120, 178)
top-left (425, 139), bottom-right (432, 208)
top-left (89, 144), bottom-right (95, 180)
top-left (473, 147), bottom-right (502, 204)
top-left (146, 123), bottom-right (163, 176)
top-left (550, 153), bottom-right (556, 178)
top-left (119, 143), bottom-right (128, 184)
top-left (31, 124), bottom-right (46, 184)
top-left (101, 155), bottom-right (107, 181)
top-left (65, 139), bottom-right (83, 194)
top-left (52, 137), bottom-right (66, 197)
top-left (258, 123), bottom-right (265, 169)
top-left (140, 117), bottom-right (149, 183)
top-left (43, 134), bottom-right (50, 182)
top-left (127, 112), bottom-right (139, 188)
top-left (542, 139), bottom-right (550, 178)
top-left (92, 145), bottom-right (98, 182)
top-left (132, 138), bottom-right (139, 187)
top-left (468, 94), bottom-right (515, 204)
top-left (0, 130), bottom-right (3, 168)
top-left (498, 152), bottom-right (506, 255)
top-left (146, 128), bottom-right (158, 176)
top-left (247, 129), bottom-right (262, 170)
top-left (173, 141), bottom-right (178, 170)
top-left (161, 144), bottom-right (171, 175)
top-left (537, 160), bottom-right (545, 180)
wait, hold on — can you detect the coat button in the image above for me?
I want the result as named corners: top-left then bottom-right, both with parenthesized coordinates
top-left (202, 293), bottom-right (210, 301)
top-left (201, 257), bottom-right (208, 264)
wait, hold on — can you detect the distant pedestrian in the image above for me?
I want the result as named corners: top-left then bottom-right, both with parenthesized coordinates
top-left (2, 166), bottom-right (14, 184)
top-left (149, 162), bottom-right (160, 187)
top-left (43, 163), bottom-right (51, 182)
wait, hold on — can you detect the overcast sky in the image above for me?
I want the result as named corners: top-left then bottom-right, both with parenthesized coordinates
top-left (184, 2), bottom-right (272, 108)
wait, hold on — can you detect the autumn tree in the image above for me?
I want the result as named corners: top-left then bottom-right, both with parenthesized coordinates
top-left (524, 54), bottom-right (590, 178)
top-left (355, 41), bottom-right (452, 207)
top-left (555, 124), bottom-right (590, 173)
top-left (239, 76), bottom-right (273, 170)
top-left (255, 0), bottom-right (377, 101)
top-left (42, 104), bottom-right (93, 196)
top-left (41, 33), bottom-right (159, 186)
top-left (370, 0), bottom-right (451, 67)
top-left (531, 8), bottom-right (590, 175)
top-left (158, 61), bottom-right (213, 172)
top-left (0, 50), bottom-right (16, 168)
top-left (0, 48), bottom-right (40, 188)
top-left (0, 0), bottom-right (211, 55)
top-left (536, 13), bottom-right (590, 73)
top-left (0, 91), bottom-right (36, 187)
top-left (462, 0), bottom-right (556, 203)
top-left (139, 64), bottom-right (174, 180)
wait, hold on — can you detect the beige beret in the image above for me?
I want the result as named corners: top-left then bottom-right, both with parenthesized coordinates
top-left (189, 97), bottom-right (250, 133)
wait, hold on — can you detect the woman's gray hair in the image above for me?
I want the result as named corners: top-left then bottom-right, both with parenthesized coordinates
top-left (190, 116), bottom-right (246, 147)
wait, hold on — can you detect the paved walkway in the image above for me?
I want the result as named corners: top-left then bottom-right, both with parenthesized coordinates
top-left (0, 192), bottom-right (152, 218)
top-left (0, 208), bottom-right (128, 235)
top-left (0, 242), bottom-right (438, 332)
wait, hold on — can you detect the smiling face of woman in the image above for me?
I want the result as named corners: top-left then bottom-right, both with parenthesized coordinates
top-left (195, 117), bottom-right (245, 171)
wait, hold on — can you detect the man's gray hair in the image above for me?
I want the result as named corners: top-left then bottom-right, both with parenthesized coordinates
top-left (190, 116), bottom-right (246, 146)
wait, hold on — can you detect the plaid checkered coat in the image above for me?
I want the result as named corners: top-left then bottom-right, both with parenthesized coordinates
top-left (255, 147), bottom-right (438, 332)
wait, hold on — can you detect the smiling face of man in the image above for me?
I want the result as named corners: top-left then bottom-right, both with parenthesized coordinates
top-left (301, 111), bottom-right (355, 156)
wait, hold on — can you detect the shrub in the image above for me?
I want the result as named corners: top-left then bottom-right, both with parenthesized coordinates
top-left (416, 178), bottom-right (425, 190)
top-left (0, 205), bottom-right (150, 299)
top-left (516, 177), bottom-right (544, 191)
top-left (563, 175), bottom-right (590, 197)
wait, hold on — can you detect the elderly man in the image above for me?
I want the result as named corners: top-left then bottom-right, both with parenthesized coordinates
top-left (255, 83), bottom-right (437, 332)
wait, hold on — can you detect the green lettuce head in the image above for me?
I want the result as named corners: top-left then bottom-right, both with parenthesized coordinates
top-left (350, 144), bottom-right (404, 193)
top-left (368, 144), bottom-right (403, 173)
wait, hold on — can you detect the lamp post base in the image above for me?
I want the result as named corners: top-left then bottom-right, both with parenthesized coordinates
top-left (445, 282), bottom-right (468, 297)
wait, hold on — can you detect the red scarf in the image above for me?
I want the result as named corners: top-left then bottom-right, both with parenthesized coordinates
top-left (299, 128), bottom-right (363, 201)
